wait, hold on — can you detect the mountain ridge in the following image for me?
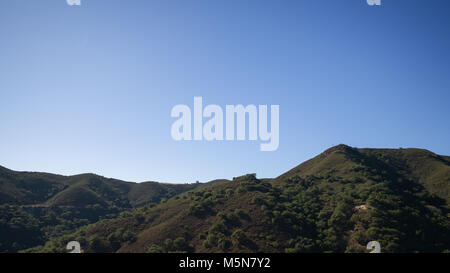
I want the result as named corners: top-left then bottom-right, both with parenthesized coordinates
top-left (12, 144), bottom-right (448, 253)
top-left (0, 166), bottom-right (208, 252)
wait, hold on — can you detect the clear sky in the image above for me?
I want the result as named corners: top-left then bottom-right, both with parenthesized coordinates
top-left (0, 0), bottom-right (449, 183)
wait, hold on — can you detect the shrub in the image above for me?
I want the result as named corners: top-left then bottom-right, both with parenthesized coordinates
top-left (218, 238), bottom-right (232, 250)
top-left (122, 230), bottom-right (137, 243)
top-left (225, 189), bottom-right (234, 197)
top-left (209, 220), bottom-right (229, 235)
top-left (231, 229), bottom-right (249, 247)
top-left (205, 233), bottom-right (218, 247)
top-left (234, 209), bottom-right (246, 218)
top-left (147, 244), bottom-right (163, 253)
top-left (164, 238), bottom-right (173, 251)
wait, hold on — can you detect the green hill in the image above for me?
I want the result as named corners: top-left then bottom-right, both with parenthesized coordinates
top-left (0, 168), bottom-right (203, 252)
top-left (26, 145), bottom-right (450, 253)
top-left (278, 145), bottom-right (450, 202)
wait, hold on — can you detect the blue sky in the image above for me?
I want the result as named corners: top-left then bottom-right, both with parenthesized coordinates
top-left (0, 0), bottom-right (449, 183)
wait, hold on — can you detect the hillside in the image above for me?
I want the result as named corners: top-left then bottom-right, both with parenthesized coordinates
top-left (27, 145), bottom-right (450, 253)
top-left (0, 168), bottom-right (203, 252)
top-left (277, 145), bottom-right (450, 202)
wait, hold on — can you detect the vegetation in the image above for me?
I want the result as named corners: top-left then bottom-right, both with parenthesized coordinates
top-left (1, 145), bottom-right (449, 253)
top-left (0, 168), bottom-right (203, 252)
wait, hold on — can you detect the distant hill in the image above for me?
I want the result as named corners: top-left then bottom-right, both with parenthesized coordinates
top-left (24, 145), bottom-right (450, 253)
top-left (0, 167), bottom-right (205, 252)
top-left (0, 168), bottom-right (204, 208)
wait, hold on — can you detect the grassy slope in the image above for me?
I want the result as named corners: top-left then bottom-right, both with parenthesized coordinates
top-left (278, 145), bottom-right (450, 202)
